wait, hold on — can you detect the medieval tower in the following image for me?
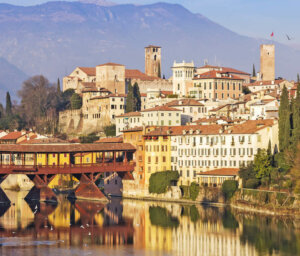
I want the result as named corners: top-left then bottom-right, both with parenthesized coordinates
top-left (145, 45), bottom-right (161, 78)
top-left (260, 44), bottom-right (275, 81)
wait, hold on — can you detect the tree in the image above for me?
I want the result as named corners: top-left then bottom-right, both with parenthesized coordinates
top-left (18, 75), bottom-right (59, 131)
top-left (297, 73), bottom-right (300, 84)
top-left (125, 82), bottom-right (134, 113)
top-left (290, 143), bottom-right (300, 193)
top-left (59, 89), bottom-right (75, 111)
top-left (157, 63), bottom-right (161, 78)
top-left (5, 92), bottom-right (12, 116)
top-left (239, 163), bottom-right (256, 187)
top-left (254, 149), bottom-right (272, 179)
top-left (103, 124), bottom-right (116, 137)
top-left (278, 86), bottom-right (291, 151)
top-left (291, 83), bottom-right (300, 150)
top-left (0, 103), bottom-right (4, 119)
top-left (242, 86), bottom-right (251, 95)
top-left (133, 82), bottom-right (141, 112)
top-left (57, 78), bottom-right (61, 93)
top-left (222, 180), bottom-right (238, 200)
top-left (70, 93), bottom-right (82, 109)
top-left (252, 64), bottom-right (256, 77)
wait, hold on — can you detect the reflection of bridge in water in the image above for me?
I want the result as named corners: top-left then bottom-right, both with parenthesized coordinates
top-left (0, 143), bottom-right (135, 203)
top-left (0, 197), bottom-right (134, 247)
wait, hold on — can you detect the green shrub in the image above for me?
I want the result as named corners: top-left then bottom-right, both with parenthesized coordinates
top-left (190, 182), bottom-right (200, 201)
top-left (149, 171), bottom-right (179, 194)
top-left (245, 178), bottom-right (260, 189)
top-left (103, 124), bottom-right (116, 137)
top-left (70, 93), bottom-right (82, 109)
top-left (79, 132), bottom-right (99, 143)
top-left (190, 205), bottom-right (200, 222)
top-left (149, 206), bottom-right (179, 228)
top-left (276, 192), bottom-right (288, 205)
top-left (180, 185), bottom-right (190, 199)
top-left (222, 180), bottom-right (238, 200)
top-left (166, 94), bottom-right (179, 98)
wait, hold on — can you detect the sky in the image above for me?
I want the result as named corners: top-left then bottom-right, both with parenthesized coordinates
top-left (1, 0), bottom-right (299, 48)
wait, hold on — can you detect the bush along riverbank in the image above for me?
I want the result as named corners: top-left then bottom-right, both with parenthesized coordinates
top-left (230, 188), bottom-right (300, 216)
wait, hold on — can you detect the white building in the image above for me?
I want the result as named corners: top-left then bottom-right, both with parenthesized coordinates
top-left (249, 99), bottom-right (278, 120)
top-left (172, 61), bottom-right (195, 96)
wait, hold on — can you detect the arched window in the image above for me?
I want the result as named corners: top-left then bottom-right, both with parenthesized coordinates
top-left (154, 55), bottom-right (157, 61)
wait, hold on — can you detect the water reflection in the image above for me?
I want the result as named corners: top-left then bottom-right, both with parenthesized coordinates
top-left (0, 192), bottom-right (298, 256)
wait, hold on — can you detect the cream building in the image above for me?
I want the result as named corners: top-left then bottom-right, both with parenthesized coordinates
top-left (63, 67), bottom-right (96, 92)
top-left (190, 70), bottom-right (244, 100)
top-left (145, 119), bottom-right (278, 186)
top-left (244, 79), bottom-right (293, 93)
top-left (172, 61), bottom-right (195, 96)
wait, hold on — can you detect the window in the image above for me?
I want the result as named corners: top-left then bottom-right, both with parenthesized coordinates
top-left (163, 156), bottom-right (166, 162)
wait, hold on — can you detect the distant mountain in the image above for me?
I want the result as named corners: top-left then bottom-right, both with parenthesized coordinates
top-left (0, 57), bottom-right (27, 103)
top-left (79, 0), bottom-right (115, 6)
top-left (0, 1), bottom-right (299, 97)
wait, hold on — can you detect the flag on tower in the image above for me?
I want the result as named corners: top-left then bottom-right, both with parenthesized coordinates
top-left (270, 32), bottom-right (274, 37)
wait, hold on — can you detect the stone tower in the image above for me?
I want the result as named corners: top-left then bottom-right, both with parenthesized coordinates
top-left (260, 44), bottom-right (275, 81)
top-left (145, 45), bottom-right (161, 78)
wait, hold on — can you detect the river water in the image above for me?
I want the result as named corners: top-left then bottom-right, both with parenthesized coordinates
top-left (0, 191), bottom-right (299, 256)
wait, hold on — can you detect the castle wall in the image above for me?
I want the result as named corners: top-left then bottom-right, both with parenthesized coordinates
top-left (59, 109), bottom-right (82, 134)
top-left (129, 78), bottom-right (172, 94)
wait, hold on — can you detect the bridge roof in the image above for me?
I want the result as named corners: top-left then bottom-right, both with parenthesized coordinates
top-left (0, 143), bottom-right (135, 153)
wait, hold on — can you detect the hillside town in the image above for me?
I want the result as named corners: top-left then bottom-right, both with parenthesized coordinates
top-left (0, 43), bottom-right (299, 204)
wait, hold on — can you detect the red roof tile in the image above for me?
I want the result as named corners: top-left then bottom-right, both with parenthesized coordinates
top-left (0, 132), bottom-right (25, 140)
top-left (95, 137), bottom-right (123, 143)
top-left (0, 143), bottom-right (136, 153)
top-left (198, 168), bottom-right (239, 176)
top-left (78, 67), bottom-right (96, 76)
top-left (125, 69), bottom-right (161, 81)
top-left (141, 105), bottom-right (181, 112)
top-left (198, 65), bottom-right (250, 75)
top-left (116, 112), bottom-right (142, 118)
top-left (193, 70), bottom-right (244, 80)
top-left (97, 62), bottom-right (124, 67)
top-left (166, 99), bottom-right (204, 107)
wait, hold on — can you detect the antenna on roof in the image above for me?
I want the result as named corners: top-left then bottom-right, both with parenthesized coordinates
top-left (204, 59), bottom-right (208, 65)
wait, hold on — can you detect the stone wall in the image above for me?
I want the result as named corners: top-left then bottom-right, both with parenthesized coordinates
top-left (59, 109), bottom-right (83, 134)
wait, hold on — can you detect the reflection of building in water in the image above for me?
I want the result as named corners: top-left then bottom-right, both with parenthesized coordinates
top-left (122, 200), bottom-right (258, 256)
top-left (0, 190), bottom-right (34, 230)
top-left (172, 206), bottom-right (257, 256)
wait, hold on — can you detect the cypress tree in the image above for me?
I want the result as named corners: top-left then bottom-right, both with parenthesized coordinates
top-left (279, 86), bottom-right (290, 151)
top-left (157, 63), bottom-right (161, 78)
top-left (70, 93), bottom-right (82, 109)
top-left (297, 73), bottom-right (300, 84)
top-left (133, 82), bottom-right (141, 112)
top-left (125, 82), bottom-right (134, 113)
top-left (5, 92), bottom-right (12, 116)
top-left (57, 78), bottom-right (61, 93)
top-left (252, 64), bottom-right (256, 77)
top-left (291, 83), bottom-right (300, 150)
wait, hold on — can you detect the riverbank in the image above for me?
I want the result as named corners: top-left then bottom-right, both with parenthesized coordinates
top-left (122, 187), bottom-right (300, 217)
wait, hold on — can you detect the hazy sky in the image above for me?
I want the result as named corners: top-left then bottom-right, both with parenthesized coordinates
top-left (1, 0), bottom-right (299, 48)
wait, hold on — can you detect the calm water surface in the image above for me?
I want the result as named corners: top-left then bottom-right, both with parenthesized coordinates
top-left (0, 191), bottom-right (299, 256)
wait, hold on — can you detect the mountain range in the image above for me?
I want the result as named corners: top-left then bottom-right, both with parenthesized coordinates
top-left (0, 1), bottom-right (299, 102)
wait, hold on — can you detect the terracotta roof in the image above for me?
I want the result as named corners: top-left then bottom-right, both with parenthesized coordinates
top-left (20, 138), bottom-right (68, 144)
top-left (82, 87), bottom-right (111, 93)
top-left (141, 105), bottom-right (182, 112)
top-left (95, 137), bottom-right (123, 143)
top-left (144, 119), bottom-right (275, 136)
top-left (193, 70), bottom-right (244, 80)
top-left (82, 82), bottom-right (96, 88)
top-left (198, 168), bottom-right (239, 176)
top-left (125, 69), bottom-right (160, 81)
top-left (78, 67), bottom-right (96, 76)
top-left (122, 126), bottom-right (144, 132)
top-left (145, 45), bottom-right (161, 48)
top-left (140, 93), bottom-right (147, 97)
top-left (116, 112), bottom-right (142, 118)
top-left (0, 132), bottom-right (25, 140)
top-left (0, 143), bottom-right (136, 153)
top-left (166, 99), bottom-right (204, 107)
top-left (160, 91), bottom-right (173, 95)
top-left (97, 62), bottom-right (124, 67)
top-left (198, 65), bottom-right (250, 75)
top-left (244, 80), bottom-right (285, 87)
top-left (109, 94), bottom-right (127, 97)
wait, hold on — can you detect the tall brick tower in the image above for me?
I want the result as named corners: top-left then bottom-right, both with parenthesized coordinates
top-left (260, 44), bottom-right (275, 81)
top-left (145, 45), bottom-right (161, 78)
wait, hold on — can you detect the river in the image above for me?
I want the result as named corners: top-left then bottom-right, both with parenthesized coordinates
top-left (0, 191), bottom-right (299, 256)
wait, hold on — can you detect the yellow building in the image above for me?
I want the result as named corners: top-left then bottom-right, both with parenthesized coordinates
top-left (144, 129), bottom-right (172, 186)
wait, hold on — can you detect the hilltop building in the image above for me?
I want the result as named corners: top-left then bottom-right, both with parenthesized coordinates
top-left (260, 44), bottom-right (275, 81)
top-left (172, 61), bottom-right (195, 96)
top-left (145, 45), bottom-right (161, 78)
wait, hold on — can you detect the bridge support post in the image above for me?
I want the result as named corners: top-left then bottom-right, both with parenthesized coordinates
top-left (25, 174), bottom-right (57, 203)
top-left (0, 174), bottom-right (10, 204)
top-left (73, 173), bottom-right (108, 202)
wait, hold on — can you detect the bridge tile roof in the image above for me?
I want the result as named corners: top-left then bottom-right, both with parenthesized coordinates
top-left (0, 143), bottom-right (135, 153)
